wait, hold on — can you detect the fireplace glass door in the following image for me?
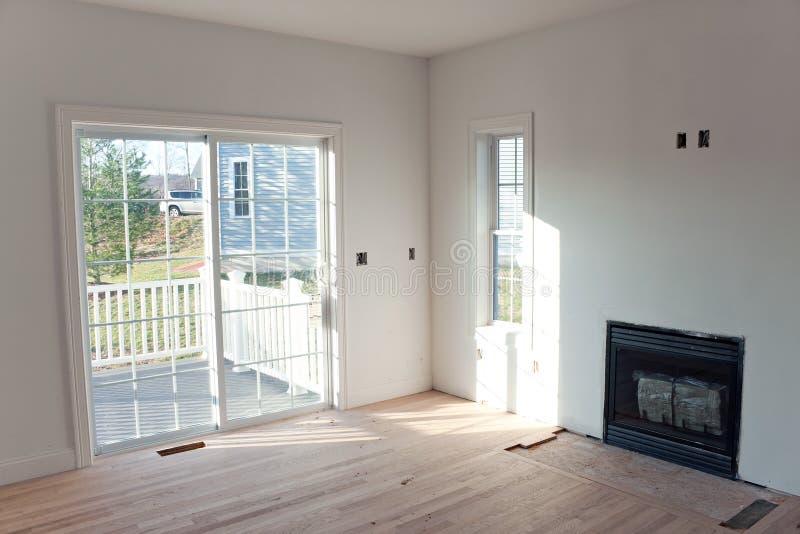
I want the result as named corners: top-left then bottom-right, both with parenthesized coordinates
top-left (610, 347), bottom-right (736, 451)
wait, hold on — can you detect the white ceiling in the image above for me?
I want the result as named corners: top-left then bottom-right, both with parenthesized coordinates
top-left (81, 0), bottom-right (648, 57)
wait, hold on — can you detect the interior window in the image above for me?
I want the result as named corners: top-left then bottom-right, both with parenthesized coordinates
top-left (492, 135), bottom-right (524, 324)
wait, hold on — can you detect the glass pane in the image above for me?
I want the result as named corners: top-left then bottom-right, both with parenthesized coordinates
top-left (225, 362), bottom-right (259, 420)
top-left (254, 201), bottom-right (286, 253)
top-left (222, 309), bottom-right (256, 366)
top-left (125, 139), bottom-right (167, 200)
top-left (168, 272), bottom-right (205, 359)
top-left (176, 368), bottom-right (214, 429)
top-left (288, 201), bottom-right (317, 251)
top-left (220, 256), bottom-right (253, 312)
top-left (291, 355), bottom-right (324, 409)
top-left (283, 254), bottom-right (312, 360)
top-left (219, 256), bottom-right (288, 309)
top-left (497, 136), bottom-right (524, 231)
top-left (493, 234), bottom-right (523, 323)
top-left (126, 141), bottom-right (160, 201)
top-left (80, 138), bottom-right (124, 200)
top-left (253, 144), bottom-right (285, 197)
top-left (129, 202), bottom-right (165, 261)
top-left (290, 254), bottom-right (320, 298)
top-left (167, 141), bottom-right (202, 195)
top-left (259, 361), bottom-right (294, 414)
top-left (171, 255), bottom-right (205, 280)
top-left (83, 202), bottom-right (126, 268)
top-left (169, 213), bottom-right (206, 263)
top-left (234, 167), bottom-right (248, 190)
top-left (86, 286), bottom-right (136, 369)
top-left (235, 199), bottom-right (250, 218)
top-left (217, 143), bottom-right (250, 197)
top-left (223, 307), bottom-right (282, 364)
top-left (255, 255), bottom-right (287, 290)
top-left (86, 292), bottom-right (108, 365)
top-left (137, 375), bottom-right (177, 437)
top-left (89, 322), bottom-right (134, 373)
top-left (131, 317), bottom-right (172, 366)
top-left (286, 145), bottom-right (317, 198)
top-left (92, 381), bottom-right (136, 446)
top-left (130, 259), bottom-right (168, 285)
top-left (219, 200), bottom-right (253, 254)
top-left (289, 254), bottom-right (322, 360)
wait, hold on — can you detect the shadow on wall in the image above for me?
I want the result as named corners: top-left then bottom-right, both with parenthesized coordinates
top-left (474, 216), bottom-right (560, 425)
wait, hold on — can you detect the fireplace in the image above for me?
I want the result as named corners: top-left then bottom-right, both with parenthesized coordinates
top-left (604, 322), bottom-right (744, 478)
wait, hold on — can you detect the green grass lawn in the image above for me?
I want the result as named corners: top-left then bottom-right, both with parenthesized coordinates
top-left (100, 215), bottom-right (206, 284)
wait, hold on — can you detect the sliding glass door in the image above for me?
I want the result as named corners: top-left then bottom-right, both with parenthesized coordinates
top-left (213, 139), bottom-right (326, 422)
top-left (79, 132), bottom-right (215, 453)
top-left (76, 128), bottom-right (328, 454)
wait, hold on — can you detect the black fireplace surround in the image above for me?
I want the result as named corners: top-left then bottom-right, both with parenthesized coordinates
top-left (604, 322), bottom-right (744, 478)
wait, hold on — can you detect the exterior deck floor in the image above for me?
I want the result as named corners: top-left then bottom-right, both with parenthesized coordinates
top-left (92, 357), bottom-right (321, 447)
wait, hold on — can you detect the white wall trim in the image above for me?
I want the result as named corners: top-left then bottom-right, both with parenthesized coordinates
top-left (0, 449), bottom-right (76, 487)
top-left (467, 113), bottom-right (534, 337)
top-left (56, 105), bottom-right (344, 139)
top-left (55, 107), bottom-right (94, 472)
top-left (55, 105), bottom-right (347, 469)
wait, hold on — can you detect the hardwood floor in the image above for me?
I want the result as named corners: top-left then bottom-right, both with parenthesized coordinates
top-left (0, 391), bottom-right (796, 533)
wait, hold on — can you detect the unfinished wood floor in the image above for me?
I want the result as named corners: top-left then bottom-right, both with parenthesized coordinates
top-left (1, 391), bottom-right (798, 533)
top-left (510, 430), bottom-right (787, 522)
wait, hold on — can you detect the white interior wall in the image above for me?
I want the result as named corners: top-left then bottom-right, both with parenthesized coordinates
top-left (0, 0), bottom-right (430, 484)
top-left (2, 0), bottom-right (799, 496)
top-left (430, 0), bottom-right (800, 495)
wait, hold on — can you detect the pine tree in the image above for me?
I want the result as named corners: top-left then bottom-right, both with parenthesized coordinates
top-left (81, 138), bottom-right (156, 284)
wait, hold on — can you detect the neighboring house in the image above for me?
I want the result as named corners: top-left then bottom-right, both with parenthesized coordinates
top-left (216, 142), bottom-right (318, 267)
top-left (144, 173), bottom-right (200, 197)
top-left (153, 142), bottom-right (318, 271)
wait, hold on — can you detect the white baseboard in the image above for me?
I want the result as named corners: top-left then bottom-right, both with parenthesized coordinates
top-left (0, 449), bottom-right (76, 486)
top-left (346, 375), bottom-right (432, 409)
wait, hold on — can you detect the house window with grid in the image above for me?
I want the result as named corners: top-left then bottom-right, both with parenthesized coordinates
top-left (492, 135), bottom-right (524, 323)
top-left (233, 159), bottom-right (250, 217)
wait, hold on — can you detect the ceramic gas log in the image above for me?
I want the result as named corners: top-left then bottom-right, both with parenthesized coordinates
top-left (605, 322), bottom-right (743, 479)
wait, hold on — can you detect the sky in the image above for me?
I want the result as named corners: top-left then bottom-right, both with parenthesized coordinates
top-left (129, 140), bottom-right (205, 177)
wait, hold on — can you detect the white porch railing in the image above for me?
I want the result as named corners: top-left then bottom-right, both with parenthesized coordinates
top-left (87, 278), bottom-right (205, 368)
top-left (87, 276), bottom-right (323, 396)
top-left (221, 276), bottom-right (323, 395)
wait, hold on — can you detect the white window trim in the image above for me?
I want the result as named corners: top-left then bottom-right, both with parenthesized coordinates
top-left (230, 156), bottom-right (251, 218)
top-left (467, 113), bottom-right (533, 339)
top-left (56, 105), bottom-right (347, 470)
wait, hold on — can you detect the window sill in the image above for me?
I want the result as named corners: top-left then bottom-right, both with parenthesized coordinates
top-left (475, 323), bottom-right (531, 355)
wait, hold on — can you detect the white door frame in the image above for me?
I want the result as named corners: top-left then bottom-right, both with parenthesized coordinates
top-left (56, 105), bottom-right (347, 468)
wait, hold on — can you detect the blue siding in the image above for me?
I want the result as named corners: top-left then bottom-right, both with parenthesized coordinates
top-left (287, 146), bottom-right (317, 198)
top-left (218, 143), bottom-right (318, 260)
